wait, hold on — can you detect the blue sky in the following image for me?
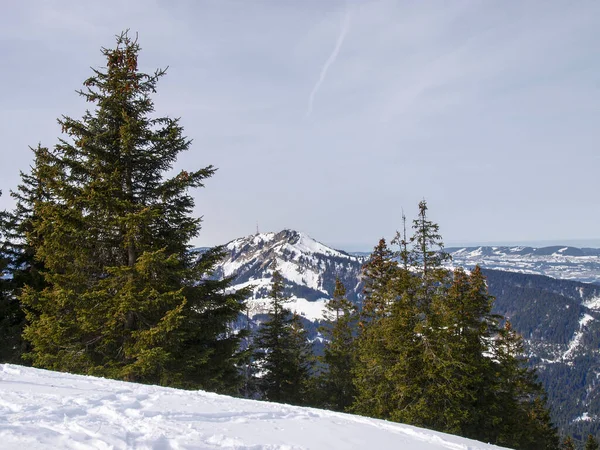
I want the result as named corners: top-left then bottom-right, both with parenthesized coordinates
top-left (1, 1), bottom-right (600, 250)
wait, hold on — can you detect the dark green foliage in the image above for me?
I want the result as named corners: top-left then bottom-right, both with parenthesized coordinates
top-left (316, 278), bottom-right (357, 411)
top-left (351, 200), bottom-right (559, 449)
top-left (484, 321), bottom-right (559, 449)
top-left (408, 200), bottom-right (451, 277)
top-left (20, 32), bottom-right (247, 392)
top-left (253, 267), bottom-right (313, 405)
top-left (360, 238), bottom-right (396, 319)
top-left (562, 436), bottom-right (576, 450)
top-left (0, 198), bottom-right (25, 363)
top-left (0, 145), bottom-right (54, 364)
top-left (586, 434), bottom-right (599, 450)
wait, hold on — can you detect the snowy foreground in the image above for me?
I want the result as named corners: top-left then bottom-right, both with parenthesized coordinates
top-left (0, 365), bottom-right (509, 449)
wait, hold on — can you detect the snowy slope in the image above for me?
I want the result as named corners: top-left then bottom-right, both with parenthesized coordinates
top-left (0, 364), bottom-right (509, 449)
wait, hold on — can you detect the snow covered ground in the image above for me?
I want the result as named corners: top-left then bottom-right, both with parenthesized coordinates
top-left (0, 364), bottom-right (509, 449)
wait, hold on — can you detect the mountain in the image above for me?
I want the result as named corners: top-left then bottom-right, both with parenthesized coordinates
top-left (446, 246), bottom-right (600, 284)
top-left (0, 364), bottom-right (509, 449)
top-left (215, 230), bottom-right (600, 440)
top-left (214, 229), bottom-right (365, 322)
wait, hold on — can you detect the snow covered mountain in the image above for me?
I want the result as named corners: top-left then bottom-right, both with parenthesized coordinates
top-left (0, 364), bottom-right (509, 449)
top-left (446, 246), bottom-right (600, 284)
top-left (214, 229), bottom-right (365, 322)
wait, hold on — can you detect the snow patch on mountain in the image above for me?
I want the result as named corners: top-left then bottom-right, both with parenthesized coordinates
top-left (583, 296), bottom-right (600, 310)
top-left (562, 313), bottom-right (595, 362)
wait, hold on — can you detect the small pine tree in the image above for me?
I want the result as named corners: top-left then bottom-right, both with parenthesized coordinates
top-left (317, 278), bottom-right (357, 411)
top-left (562, 436), bottom-right (576, 450)
top-left (361, 238), bottom-right (397, 320)
top-left (585, 434), bottom-right (599, 450)
top-left (253, 265), bottom-right (312, 405)
top-left (408, 200), bottom-right (451, 278)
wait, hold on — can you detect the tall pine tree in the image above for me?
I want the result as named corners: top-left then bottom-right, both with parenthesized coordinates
top-left (253, 265), bottom-right (313, 405)
top-left (317, 278), bottom-right (357, 411)
top-left (20, 32), bottom-right (247, 392)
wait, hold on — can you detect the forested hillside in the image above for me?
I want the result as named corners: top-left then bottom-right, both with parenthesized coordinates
top-left (484, 269), bottom-right (600, 441)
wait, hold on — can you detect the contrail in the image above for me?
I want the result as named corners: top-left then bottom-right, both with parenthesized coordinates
top-left (306, 9), bottom-right (352, 117)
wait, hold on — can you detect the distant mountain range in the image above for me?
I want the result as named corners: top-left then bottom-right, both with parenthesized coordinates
top-left (212, 230), bottom-right (600, 440)
top-left (445, 245), bottom-right (600, 285)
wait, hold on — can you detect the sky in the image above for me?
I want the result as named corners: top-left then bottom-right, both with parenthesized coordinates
top-left (1, 1), bottom-right (600, 251)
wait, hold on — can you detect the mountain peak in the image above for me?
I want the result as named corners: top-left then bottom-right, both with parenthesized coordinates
top-left (226, 229), bottom-right (353, 262)
top-left (216, 229), bottom-right (365, 319)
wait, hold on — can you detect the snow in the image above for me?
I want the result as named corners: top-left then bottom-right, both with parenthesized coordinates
top-left (562, 313), bottom-right (595, 361)
top-left (275, 257), bottom-right (323, 293)
top-left (0, 364), bottom-right (509, 450)
top-left (241, 295), bottom-right (328, 322)
top-left (583, 296), bottom-right (600, 310)
top-left (580, 313), bottom-right (594, 327)
top-left (287, 297), bottom-right (328, 321)
top-left (293, 232), bottom-right (349, 259)
top-left (447, 245), bottom-right (600, 284)
top-left (574, 412), bottom-right (592, 422)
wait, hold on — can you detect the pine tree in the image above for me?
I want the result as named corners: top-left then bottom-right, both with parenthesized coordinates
top-left (562, 436), bottom-right (576, 450)
top-left (352, 201), bottom-right (558, 449)
top-left (360, 238), bottom-right (397, 321)
top-left (0, 145), bottom-right (52, 363)
top-left (351, 238), bottom-right (399, 418)
top-left (585, 434), bottom-right (599, 450)
top-left (352, 235), bottom-right (421, 420)
top-left (317, 278), bottom-right (357, 411)
top-left (253, 266), bottom-right (312, 405)
top-left (20, 32), bottom-right (247, 392)
top-left (408, 200), bottom-right (451, 278)
top-left (0, 194), bottom-right (23, 363)
top-left (489, 321), bottom-right (559, 449)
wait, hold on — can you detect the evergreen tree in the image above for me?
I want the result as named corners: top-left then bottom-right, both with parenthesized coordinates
top-left (562, 436), bottom-right (576, 450)
top-left (360, 238), bottom-right (397, 319)
top-left (253, 266), bottom-right (312, 405)
top-left (489, 321), bottom-right (559, 449)
top-left (0, 193), bottom-right (23, 363)
top-left (352, 201), bottom-right (558, 449)
top-left (585, 434), bottom-right (599, 450)
top-left (0, 145), bottom-right (53, 363)
top-left (407, 199), bottom-right (451, 316)
top-left (317, 278), bottom-right (357, 411)
top-left (408, 200), bottom-right (451, 278)
top-left (20, 32), bottom-right (247, 392)
top-left (352, 236), bottom-right (421, 420)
